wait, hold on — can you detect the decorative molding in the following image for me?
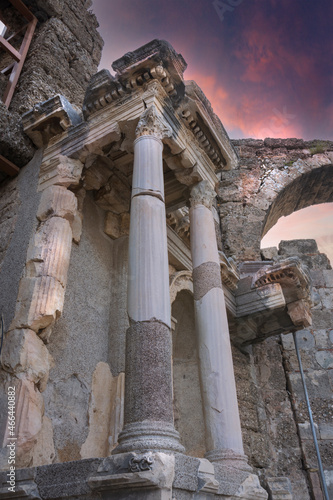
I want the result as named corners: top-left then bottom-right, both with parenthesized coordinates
top-left (22, 95), bottom-right (82, 148)
top-left (190, 180), bottom-right (216, 209)
top-left (128, 455), bottom-right (154, 473)
top-left (181, 109), bottom-right (224, 169)
top-left (252, 257), bottom-right (312, 303)
top-left (83, 63), bottom-right (179, 118)
top-left (135, 105), bottom-right (172, 140)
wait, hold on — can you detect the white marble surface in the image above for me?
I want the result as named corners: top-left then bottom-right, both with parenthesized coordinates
top-left (127, 131), bottom-right (171, 327)
top-left (132, 136), bottom-right (165, 200)
top-left (190, 204), bottom-right (220, 268)
top-left (195, 287), bottom-right (244, 454)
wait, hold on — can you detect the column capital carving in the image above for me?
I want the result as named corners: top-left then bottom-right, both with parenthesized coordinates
top-left (135, 105), bottom-right (172, 140)
top-left (190, 180), bottom-right (216, 209)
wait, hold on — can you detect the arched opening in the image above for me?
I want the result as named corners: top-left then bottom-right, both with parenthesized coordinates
top-left (261, 203), bottom-right (333, 264)
top-left (171, 290), bottom-right (206, 457)
top-left (261, 164), bottom-right (333, 263)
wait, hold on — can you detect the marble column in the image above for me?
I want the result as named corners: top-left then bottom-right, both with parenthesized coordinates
top-left (190, 180), bottom-right (248, 466)
top-left (114, 105), bottom-right (184, 454)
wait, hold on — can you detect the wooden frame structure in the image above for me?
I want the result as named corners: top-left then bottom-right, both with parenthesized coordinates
top-left (0, 0), bottom-right (37, 108)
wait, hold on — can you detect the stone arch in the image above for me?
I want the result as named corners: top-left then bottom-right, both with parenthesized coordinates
top-left (170, 274), bottom-right (206, 457)
top-left (262, 163), bottom-right (333, 239)
top-left (220, 151), bottom-right (333, 261)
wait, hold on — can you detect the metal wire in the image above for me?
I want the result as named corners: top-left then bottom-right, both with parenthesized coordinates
top-left (293, 331), bottom-right (330, 500)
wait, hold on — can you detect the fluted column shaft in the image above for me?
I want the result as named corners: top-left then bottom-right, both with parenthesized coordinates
top-left (115, 106), bottom-right (183, 454)
top-left (190, 181), bottom-right (246, 464)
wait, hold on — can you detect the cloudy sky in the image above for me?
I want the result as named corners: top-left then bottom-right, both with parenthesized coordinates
top-left (91, 0), bottom-right (333, 260)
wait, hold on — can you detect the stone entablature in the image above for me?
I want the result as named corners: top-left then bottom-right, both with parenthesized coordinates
top-left (230, 257), bottom-right (313, 345)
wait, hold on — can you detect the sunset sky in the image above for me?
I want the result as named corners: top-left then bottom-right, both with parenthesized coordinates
top-left (91, 0), bottom-right (333, 261)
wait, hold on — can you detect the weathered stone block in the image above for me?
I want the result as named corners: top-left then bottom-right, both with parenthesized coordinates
top-left (26, 217), bottom-right (72, 287)
top-left (1, 329), bottom-right (51, 389)
top-left (95, 174), bottom-right (131, 214)
top-left (83, 154), bottom-right (114, 191)
top-left (32, 416), bottom-right (55, 467)
top-left (15, 378), bottom-right (44, 468)
top-left (315, 350), bottom-right (333, 369)
top-left (261, 246), bottom-right (278, 261)
top-left (323, 270), bottom-right (333, 287)
top-left (39, 155), bottom-right (83, 191)
top-left (287, 300), bottom-right (312, 327)
top-left (80, 362), bottom-right (123, 459)
top-left (10, 276), bottom-right (65, 332)
top-left (104, 211), bottom-right (130, 239)
top-left (314, 329), bottom-right (330, 349)
top-left (279, 239), bottom-right (319, 256)
top-left (37, 185), bottom-right (77, 222)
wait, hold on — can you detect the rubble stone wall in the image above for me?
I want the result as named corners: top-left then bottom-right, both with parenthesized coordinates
top-left (219, 139), bottom-right (333, 261)
top-left (233, 239), bottom-right (333, 499)
top-left (0, 0), bottom-right (103, 166)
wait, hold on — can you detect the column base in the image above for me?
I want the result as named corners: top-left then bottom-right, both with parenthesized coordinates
top-left (113, 421), bottom-right (185, 454)
top-left (205, 449), bottom-right (268, 499)
top-left (205, 448), bottom-right (252, 471)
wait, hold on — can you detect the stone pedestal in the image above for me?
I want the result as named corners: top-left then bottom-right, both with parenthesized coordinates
top-left (114, 106), bottom-right (183, 454)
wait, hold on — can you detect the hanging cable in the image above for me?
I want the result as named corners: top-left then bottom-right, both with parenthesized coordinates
top-left (293, 331), bottom-right (329, 500)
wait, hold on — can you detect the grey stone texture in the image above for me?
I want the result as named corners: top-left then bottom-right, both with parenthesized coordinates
top-left (192, 262), bottom-right (222, 301)
top-left (0, 0), bottom-right (102, 168)
top-left (235, 239), bottom-right (333, 500)
top-left (218, 139), bottom-right (333, 260)
top-left (0, 103), bottom-right (36, 168)
top-left (124, 320), bottom-right (174, 424)
top-left (0, 151), bottom-right (42, 330)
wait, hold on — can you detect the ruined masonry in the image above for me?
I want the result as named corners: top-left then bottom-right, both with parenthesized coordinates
top-left (0, 3), bottom-right (332, 500)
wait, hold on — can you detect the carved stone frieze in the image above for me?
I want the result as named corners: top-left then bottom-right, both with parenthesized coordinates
top-left (190, 180), bottom-right (216, 210)
top-left (128, 455), bottom-right (154, 473)
top-left (135, 105), bottom-right (172, 140)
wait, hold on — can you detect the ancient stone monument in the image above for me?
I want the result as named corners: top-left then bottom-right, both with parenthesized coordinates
top-left (0, 2), bottom-right (332, 499)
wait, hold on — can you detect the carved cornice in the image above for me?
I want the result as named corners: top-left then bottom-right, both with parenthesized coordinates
top-left (22, 95), bottom-right (82, 148)
top-left (135, 105), bottom-right (172, 140)
top-left (181, 109), bottom-right (224, 169)
top-left (83, 39), bottom-right (187, 118)
top-left (252, 257), bottom-right (311, 301)
top-left (190, 180), bottom-right (216, 209)
top-left (82, 64), bottom-right (179, 118)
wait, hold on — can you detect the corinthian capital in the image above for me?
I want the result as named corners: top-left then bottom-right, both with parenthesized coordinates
top-left (135, 105), bottom-right (172, 140)
top-left (190, 180), bottom-right (216, 209)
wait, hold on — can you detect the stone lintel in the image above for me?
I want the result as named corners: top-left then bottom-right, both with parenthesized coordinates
top-left (40, 87), bottom-right (219, 192)
top-left (22, 95), bottom-right (82, 148)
